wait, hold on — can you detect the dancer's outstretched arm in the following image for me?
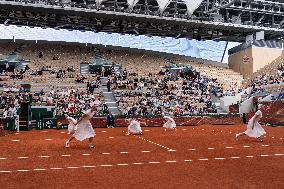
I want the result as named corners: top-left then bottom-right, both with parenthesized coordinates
top-left (75, 114), bottom-right (87, 126)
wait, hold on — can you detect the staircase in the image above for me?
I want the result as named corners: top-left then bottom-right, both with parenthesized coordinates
top-left (80, 63), bottom-right (90, 74)
top-left (100, 77), bottom-right (120, 115)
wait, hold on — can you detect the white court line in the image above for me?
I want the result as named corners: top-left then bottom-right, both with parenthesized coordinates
top-left (260, 155), bottom-right (270, 157)
top-left (34, 169), bottom-right (46, 171)
top-left (243, 146), bottom-right (250, 148)
top-left (17, 157), bottom-right (29, 159)
top-left (82, 166), bottom-right (96, 168)
top-left (82, 154), bottom-right (91, 156)
top-left (189, 149), bottom-right (196, 151)
top-left (184, 160), bottom-right (193, 162)
top-left (141, 151), bottom-right (150, 153)
top-left (262, 145), bottom-right (269, 147)
top-left (165, 161), bottom-right (177, 163)
top-left (246, 156), bottom-right (254, 158)
top-left (60, 132), bottom-right (65, 134)
top-left (168, 149), bottom-right (176, 152)
top-left (39, 156), bottom-right (50, 158)
top-left (102, 153), bottom-right (110, 155)
top-left (41, 131), bottom-right (48, 133)
top-left (208, 148), bottom-right (215, 150)
top-left (274, 154), bottom-right (283, 156)
top-left (45, 139), bottom-right (53, 141)
top-left (120, 152), bottom-right (128, 154)
top-left (0, 158), bottom-right (7, 160)
top-left (101, 131), bottom-right (107, 133)
top-left (144, 130), bottom-right (150, 131)
top-left (11, 140), bottom-right (20, 142)
top-left (3, 154), bottom-right (284, 173)
top-left (61, 155), bottom-right (71, 157)
top-left (136, 136), bottom-right (172, 150)
top-left (225, 147), bottom-right (233, 149)
top-left (182, 129), bottom-right (187, 131)
top-left (109, 137), bottom-right (114, 139)
top-left (100, 165), bottom-right (113, 167)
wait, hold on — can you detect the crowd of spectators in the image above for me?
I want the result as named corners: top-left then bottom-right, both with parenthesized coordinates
top-left (112, 65), bottom-right (218, 116)
top-left (0, 94), bottom-right (20, 118)
top-left (0, 87), bottom-right (109, 118)
top-left (250, 62), bottom-right (284, 95)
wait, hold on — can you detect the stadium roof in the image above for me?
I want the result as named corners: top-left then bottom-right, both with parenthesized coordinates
top-left (0, 0), bottom-right (283, 42)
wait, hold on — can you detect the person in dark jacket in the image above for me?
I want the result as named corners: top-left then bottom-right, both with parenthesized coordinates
top-left (107, 79), bottom-right (111, 92)
top-left (106, 111), bottom-right (115, 128)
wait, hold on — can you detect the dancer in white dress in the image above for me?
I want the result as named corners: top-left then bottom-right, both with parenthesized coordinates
top-left (235, 104), bottom-right (266, 142)
top-left (163, 116), bottom-right (177, 131)
top-left (126, 118), bottom-right (142, 135)
top-left (65, 106), bottom-right (96, 148)
top-left (65, 114), bottom-right (77, 135)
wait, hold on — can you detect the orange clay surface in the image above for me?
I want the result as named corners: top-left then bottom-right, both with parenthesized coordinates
top-left (0, 125), bottom-right (283, 189)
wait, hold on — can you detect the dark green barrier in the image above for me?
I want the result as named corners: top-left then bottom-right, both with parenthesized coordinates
top-left (4, 117), bottom-right (16, 131)
top-left (31, 106), bottom-right (55, 120)
top-left (42, 118), bottom-right (68, 129)
top-left (42, 118), bottom-right (58, 129)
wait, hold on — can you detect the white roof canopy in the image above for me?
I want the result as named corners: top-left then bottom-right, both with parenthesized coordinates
top-left (184, 0), bottom-right (203, 15)
top-left (97, 0), bottom-right (203, 15)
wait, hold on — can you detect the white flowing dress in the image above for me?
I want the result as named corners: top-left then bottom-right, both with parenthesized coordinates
top-left (128, 120), bottom-right (142, 134)
top-left (66, 116), bottom-right (77, 134)
top-left (245, 110), bottom-right (266, 138)
top-left (73, 110), bottom-right (96, 141)
top-left (163, 116), bottom-right (176, 129)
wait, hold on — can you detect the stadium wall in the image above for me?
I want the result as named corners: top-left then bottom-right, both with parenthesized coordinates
top-left (228, 46), bottom-right (283, 78)
top-left (0, 39), bottom-right (228, 68)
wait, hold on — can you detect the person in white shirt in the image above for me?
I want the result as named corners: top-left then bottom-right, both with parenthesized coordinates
top-left (163, 116), bottom-right (177, 131)
top-left (235, 104), bottom-right (266, 142)
top-left (126, 118), bottom-right (142, 135)
top-left (65, 106), bottom-right (96, 148)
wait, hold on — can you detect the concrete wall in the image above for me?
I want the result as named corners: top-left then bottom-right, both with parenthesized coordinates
top-left (228, 47), bottom-right (253, 79)
top-left (228, 46), bottom-right (283, 78)
top-left (252, 47), bottom-right (283, 73)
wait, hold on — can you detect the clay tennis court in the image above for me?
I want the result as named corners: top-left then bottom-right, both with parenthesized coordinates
top-left (0, 125), bottom-right (283, 189)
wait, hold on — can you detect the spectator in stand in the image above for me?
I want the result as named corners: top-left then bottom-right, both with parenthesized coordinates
top-left (107, 79), bottom-right (111, 92)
